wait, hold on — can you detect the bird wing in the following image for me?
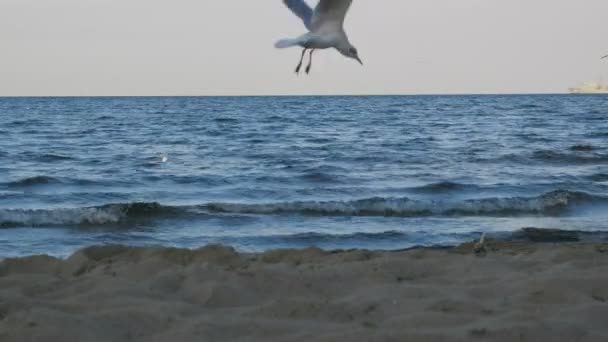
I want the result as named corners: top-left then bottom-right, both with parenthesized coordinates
top-left (283, 0), bottom-right (314, 30)
top-left (310, 0), bottom-right (353, 31)
top-left (602, 54), bottom-right (608, 59)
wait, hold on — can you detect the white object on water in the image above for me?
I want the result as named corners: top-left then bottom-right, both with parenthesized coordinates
top-left (159, 153), bottom-right (168, 163)
top-left (276, 0), bottom-right (363, 74)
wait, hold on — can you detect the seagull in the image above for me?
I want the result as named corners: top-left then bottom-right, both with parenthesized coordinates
top-left (276, 0), bottom-right (363, 75)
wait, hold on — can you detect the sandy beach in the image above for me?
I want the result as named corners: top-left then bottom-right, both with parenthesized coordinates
top-left (0, 240), bottom-right (607, 342)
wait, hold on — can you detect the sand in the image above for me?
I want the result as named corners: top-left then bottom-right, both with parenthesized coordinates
top-left (1, 241), bottom-right (608, 342)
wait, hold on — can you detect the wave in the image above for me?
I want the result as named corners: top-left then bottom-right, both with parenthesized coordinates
top-left (268, 228), bottom-right (608, 247)
top-left (5, 176), bottom-right (62, 188)
top-left (0, 202), bottom-right (177, 228)
top-left (206, 190), bottom-right (605, 217)
top-left (516, 103), bottom-right (543, 110)
top-left (2, 176), bottom-right (102, 189)
top-left (569, 144), bottom-right (596, 152)
top-left (531, 150), bottom-right (608, 164)
top-left (475, 149), bottom-right (608, 165)
top-left (1, 190), bottom-right (605, 228)
top-left (268, 228), bottom-right (608, 249)
top-left (13, 152), bottom-right (75, 163)
top-left (298, 170), bottom-right (344, 184)
top-left (588, 173), bottom-right (608, 182)
top-left (5, 119), bottom-right (43, 127)
top-left (213, 117), bottom-right (239, 123)
top-left (508, 227), bottom-right (608, 243)
top-left (37, 153), bottom-right (75, 162)
top-left (410, 181), bottom-right (473, 194)
top-left (95, 115), bottom-right (114, 121)
top-left (268, 230), bottom-right (408, 243)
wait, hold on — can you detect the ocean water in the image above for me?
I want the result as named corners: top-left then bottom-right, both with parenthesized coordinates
top-left (1, 95), bottom-right (607, 257)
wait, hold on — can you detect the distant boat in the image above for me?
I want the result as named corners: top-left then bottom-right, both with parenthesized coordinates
top-left (569, 82), bottom-right (608, 94)
top-left (568, 55), bottom-right (608, 93)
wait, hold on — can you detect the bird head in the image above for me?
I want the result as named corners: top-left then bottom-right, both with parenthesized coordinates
top-left (340, 45), bottom-right (363, 65)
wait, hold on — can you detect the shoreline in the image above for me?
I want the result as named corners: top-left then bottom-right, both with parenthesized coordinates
top-left (1, 240), bottom-right (608, 341)
top-left (3, 226), bottom-right (608, 260)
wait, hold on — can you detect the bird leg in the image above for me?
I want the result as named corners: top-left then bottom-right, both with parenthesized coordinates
top-left (305, 49), bottom-right (315, 74)
top-left (295, 49), bottom-right (307, 74)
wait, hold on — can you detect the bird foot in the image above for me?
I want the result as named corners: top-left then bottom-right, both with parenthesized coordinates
top-left (295, 64), bottom-right (302, 75)
top-left (305, 66), bottom-right (312, 74)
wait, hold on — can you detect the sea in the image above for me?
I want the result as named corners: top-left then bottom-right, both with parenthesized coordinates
top-left (1, 95), bottom-right (607, 257)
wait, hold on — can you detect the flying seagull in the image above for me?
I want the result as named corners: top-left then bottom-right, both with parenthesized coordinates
top-left (276, 0), bottom-right (362, 75)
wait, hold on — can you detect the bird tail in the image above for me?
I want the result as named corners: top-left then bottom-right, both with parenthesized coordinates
top-left (275, 38), bottom-right (300, 49)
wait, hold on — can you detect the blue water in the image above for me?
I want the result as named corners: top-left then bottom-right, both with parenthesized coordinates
top-left (1, 95), bottom-right (608, 257)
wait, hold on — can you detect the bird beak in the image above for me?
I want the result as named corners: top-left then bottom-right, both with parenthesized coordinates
top-left (355, 56), bottom-right (363, 65)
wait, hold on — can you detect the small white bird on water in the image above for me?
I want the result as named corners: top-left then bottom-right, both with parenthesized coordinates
top-left (276, 0), bottom-right (363, 75)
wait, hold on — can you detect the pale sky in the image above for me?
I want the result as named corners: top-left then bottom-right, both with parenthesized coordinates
top-left (1, 0), bottom-right (607, 96)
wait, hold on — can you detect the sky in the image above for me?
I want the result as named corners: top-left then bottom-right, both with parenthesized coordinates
top-left (1, 0), bottom-right (607, 96)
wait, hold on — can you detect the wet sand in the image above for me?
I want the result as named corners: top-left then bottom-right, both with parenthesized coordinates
top-left (1, 241), bottom-right (608, 341)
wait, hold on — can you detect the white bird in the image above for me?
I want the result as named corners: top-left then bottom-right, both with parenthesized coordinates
top-left (276, 0), bottom-right (363, 75)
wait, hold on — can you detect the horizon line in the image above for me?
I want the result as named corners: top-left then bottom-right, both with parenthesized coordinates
top-left (0, 92), bottom-right (588, 99)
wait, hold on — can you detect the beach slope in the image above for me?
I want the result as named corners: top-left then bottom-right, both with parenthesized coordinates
top-left (1, 242), bottom-right (608, 341)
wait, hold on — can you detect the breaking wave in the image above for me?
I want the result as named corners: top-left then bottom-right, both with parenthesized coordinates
top-left (206, 190), bottom-right (605, 217)
top-left (1, 191), bottom-right (606, 228)
top-left (0, 202), bottom-right (178, 228)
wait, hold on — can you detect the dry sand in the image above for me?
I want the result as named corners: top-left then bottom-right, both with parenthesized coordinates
top-left (1, 241), bottom-right (608, 342)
